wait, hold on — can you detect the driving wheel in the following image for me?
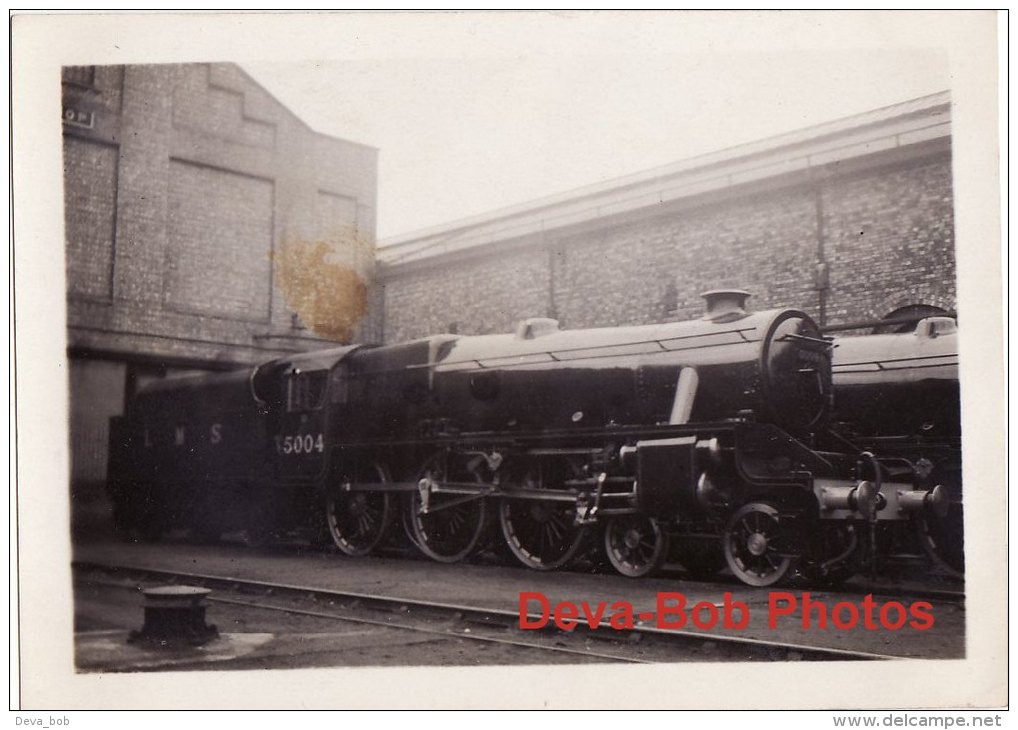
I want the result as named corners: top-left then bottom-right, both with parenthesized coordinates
top-left (325, 462), bottom-right (394, 556)
top-left (499, 498), bottom-right (588, 571)
top-left (406, 451), bottom-right (491, 563)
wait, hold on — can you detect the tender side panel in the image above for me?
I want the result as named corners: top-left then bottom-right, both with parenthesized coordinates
top-left (120, 369), bottom-right (272, 531)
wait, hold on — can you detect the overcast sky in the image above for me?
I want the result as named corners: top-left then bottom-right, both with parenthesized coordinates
top-left (239, 14), bottom-right (953, 241)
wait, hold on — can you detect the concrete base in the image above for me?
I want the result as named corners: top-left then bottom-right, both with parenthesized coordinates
top-left (75, 630), bottom-right (274, 672)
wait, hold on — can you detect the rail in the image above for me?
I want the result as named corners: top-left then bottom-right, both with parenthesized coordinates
top-left (74, 560), bottom-right (921, 663)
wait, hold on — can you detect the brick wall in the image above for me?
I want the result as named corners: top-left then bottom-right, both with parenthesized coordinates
top-left (823, 159), bottom-right (955, 321)
top-left (63, 137), bottom-right (118, 300)
top-left (384, 247), bottom-right (550, 343)
top-left (62, 62), bottom-right (378, 487)
top-left (380, 153), bottom-right (954, 341)
top-left (63, 63), bottom-right (379, 366)
top-left (164, 160), bottom-right (274, 320)
top-left (551, 186), bottom-right (820, 330)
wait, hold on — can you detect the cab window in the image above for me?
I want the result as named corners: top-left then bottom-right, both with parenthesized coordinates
top-left (287, 370), bottom-right (327, 412)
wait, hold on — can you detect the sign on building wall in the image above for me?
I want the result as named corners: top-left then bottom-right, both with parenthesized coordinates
top-left (62, 105), bottom-right (94, 129)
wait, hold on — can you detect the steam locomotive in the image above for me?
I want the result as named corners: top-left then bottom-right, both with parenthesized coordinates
top-left (829, 316), bottom-right (962, 575)
top-left (107, 290), bottom-right (952, 587)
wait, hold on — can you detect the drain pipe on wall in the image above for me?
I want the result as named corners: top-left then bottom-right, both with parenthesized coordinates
top-left (812, 177), bottom-right (830, 327)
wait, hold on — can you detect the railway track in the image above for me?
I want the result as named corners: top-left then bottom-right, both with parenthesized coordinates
top-left (663, 563), bottom-right (965, 605)
top-left (73, 560), bottom-right (919, 664)
top-left (113, 533), bottom-right (967, 605)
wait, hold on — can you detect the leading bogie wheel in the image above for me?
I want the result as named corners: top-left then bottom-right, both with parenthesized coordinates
top-left (723, 501), bottom-right (794, 587)
top-left (325, 463), bottom-right (394, 556)
top-left (803, 523), bottom-right (859, 589)
top-left (603, 514), bottom-right (668, 578)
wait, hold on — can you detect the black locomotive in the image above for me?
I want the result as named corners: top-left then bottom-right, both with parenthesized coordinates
top-left (107, 291), bottom-right (952, 587)
top-left (829, 316), bottom-right (962, 575)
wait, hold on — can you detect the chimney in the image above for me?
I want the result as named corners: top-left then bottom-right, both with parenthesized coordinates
top-left (701, 289), bottom-right (751, 323)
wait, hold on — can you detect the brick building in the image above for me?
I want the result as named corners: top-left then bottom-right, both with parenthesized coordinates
top-left (376, 93), bottom-right (954, 344)
top-left (63, 63), bottom-right (378, 488)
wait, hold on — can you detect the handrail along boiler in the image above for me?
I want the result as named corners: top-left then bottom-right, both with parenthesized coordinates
top-left (107, 290), bottom-right (950, 587)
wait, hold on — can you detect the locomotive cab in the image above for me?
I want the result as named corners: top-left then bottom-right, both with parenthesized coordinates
top-left (265, 346), bottom-right (362, 484)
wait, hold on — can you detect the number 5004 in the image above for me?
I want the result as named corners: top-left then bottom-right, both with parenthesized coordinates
top-left (275, 433), bottom-right (325, 455)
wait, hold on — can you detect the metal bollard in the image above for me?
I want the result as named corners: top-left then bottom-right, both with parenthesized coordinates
top-left (128, 585), bottom-right (219, 647)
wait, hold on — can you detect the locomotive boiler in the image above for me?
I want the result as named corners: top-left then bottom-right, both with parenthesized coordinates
top-left (831, 316), bottom-right (960, 441)
top-left (107, 291), bottom-right (947, 587)
top-left (830, 316), bottom-right (963, 575)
